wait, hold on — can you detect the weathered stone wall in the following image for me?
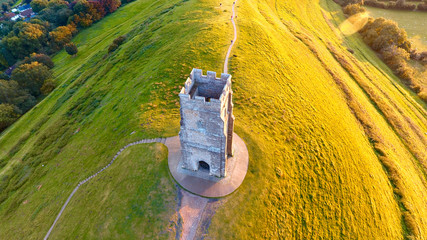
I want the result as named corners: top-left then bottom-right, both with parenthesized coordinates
top-left (179, 69), bottom-right (234, 178)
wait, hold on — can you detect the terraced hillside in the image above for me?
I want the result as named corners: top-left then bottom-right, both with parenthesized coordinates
top-left (0, 0), bottom-right (426, 239)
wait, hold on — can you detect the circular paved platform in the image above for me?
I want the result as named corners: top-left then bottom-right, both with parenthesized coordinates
top-left (165, 133), bottom-right (249, 198)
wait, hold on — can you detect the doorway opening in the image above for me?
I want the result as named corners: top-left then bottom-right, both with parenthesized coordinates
top-left (198, 161), bottom-right (210, 172)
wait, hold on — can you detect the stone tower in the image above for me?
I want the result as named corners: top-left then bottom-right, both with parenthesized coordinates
top-left (179, 68), bottom-right (234, 178)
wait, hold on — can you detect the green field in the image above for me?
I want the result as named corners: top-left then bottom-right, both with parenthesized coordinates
top-left (0, 0), bottom-right (426, 239)
top-left (12, 0), bottom-right (22, 7)
top-left (365, 6), bottom-right (427, 51)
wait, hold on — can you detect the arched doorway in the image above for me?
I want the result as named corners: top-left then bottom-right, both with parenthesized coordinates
top-left (198, 161), bottom-right (210, 172)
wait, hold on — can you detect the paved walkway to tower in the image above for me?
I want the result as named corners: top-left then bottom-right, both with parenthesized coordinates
top-left (167, 133), bottom-right (248, 197)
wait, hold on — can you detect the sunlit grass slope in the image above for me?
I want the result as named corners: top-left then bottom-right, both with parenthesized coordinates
top-left (0, 0), bottom-right (426, 239)
top-left (207, 0), bottom-right (427, 239)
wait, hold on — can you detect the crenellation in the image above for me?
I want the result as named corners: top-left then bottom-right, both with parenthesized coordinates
top-left (206, 71), bottom-right (217, 80)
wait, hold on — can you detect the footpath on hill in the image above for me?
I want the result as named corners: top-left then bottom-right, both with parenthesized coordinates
top-left (44, 0), bottom-right (239, 239)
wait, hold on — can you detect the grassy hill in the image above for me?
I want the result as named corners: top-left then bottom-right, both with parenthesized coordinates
top-left (0, 0), bottom-right (426, 239)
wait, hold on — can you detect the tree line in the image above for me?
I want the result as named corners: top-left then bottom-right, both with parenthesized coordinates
top-left (0, 0), bottom-right (133, 132)
top-left (341, 3), bottom-right (427, 102)
top-left (337, 0), bottom-right (427, 11)
top-left (364, 0), bottom-right (427, 11)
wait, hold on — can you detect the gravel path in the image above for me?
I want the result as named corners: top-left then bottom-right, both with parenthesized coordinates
top-left (43, 138), bottom-right (167, 240)
top-left (178, 190), bottom-right (208, 240)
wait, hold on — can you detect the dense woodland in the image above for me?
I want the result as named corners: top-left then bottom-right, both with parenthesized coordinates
top-left (0, 0), bottom-right (132, 132)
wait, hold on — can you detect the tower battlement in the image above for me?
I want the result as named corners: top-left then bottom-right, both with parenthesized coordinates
top-left (179, 68), bottom-right (234, 178)
top-left (179, 69), bottom-right (231, 105)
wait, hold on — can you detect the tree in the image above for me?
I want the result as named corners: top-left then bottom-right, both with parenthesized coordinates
top-left (70, 12), bottom-right (94, 28)
top-left (0, 72), bottom-right (9, 80)
top-left (0, 20), bottom-right (15, 38)
top-left (2, 22), bottom-right (49, 59)
top-left (89, 1), bottom-right (106, 19)
top-left (0, 45), bottom-right (16, 69)
top-left (343, 3), bottom-right (366, 15)
top-left (11, 62), bottom-right (52, 96)
top-left (49, 25), bottom-right (73, 50)
top-left (396, 0), bottom-right (405, 5)
top-left (40, 78), bottom-right (55, 95)
top-left (100, 0), bottom-right (121, 14)
top-left (73, 0), bottom-right (90, 14)
top-left (0, 103), bottom-right (19, 132)
top-left (47, 0), bottom-right (68, 7)
top-left (359, 18), bottom-right (411, 52)
top-left (1, 3), bottom-right (10, 12)
top-left (108, 35), bottom-right (126, 52)
top-left (22, 53), bottom-right (54, 69)
top-left (38, 2), bottom-right (73, 27)
top-left (31, 0), bottom-right (49, 13)
top-left (65, 42), bottom-right (78, 56)
top-left (0, 80), bottom-right (36, 112)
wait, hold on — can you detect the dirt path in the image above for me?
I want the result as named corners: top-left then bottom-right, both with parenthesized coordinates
top-left (177, 190), bottom-right (209, 240)
top-left (223, 0), bottom-right (238, 74)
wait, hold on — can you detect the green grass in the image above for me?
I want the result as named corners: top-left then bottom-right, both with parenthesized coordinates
top-left (0, 0), bottom-right (426, 238)
top-left (365, 6), bottom-right (427, 51)
top-left (11, 0), bottom-right (22, 8)
top-left (50, 143), bottom-right (176, 239)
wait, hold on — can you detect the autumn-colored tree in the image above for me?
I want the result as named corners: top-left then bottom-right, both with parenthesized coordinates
top-left (49, 25), bottom-right (73, 50)
top-left (11, 62), bottom-right (52, 96)
top-left (47, 0), bottom-right (68, 7)
top-left (31, 0), bottom-right (49, 13)
top-left (91, 1), bottom-right (106, 18)
top-left (22, 53), bottom-right (54, 69)
top-left (359, 17), bottom-right (411, 52)
top-left (67, 23), bottom-right (78, 35)
top-left (65, 42), bottom-right (78, 56)
top-left (343, 3), bottom-right (366, 15)
top-left (381, 45), bottom-right (409, 69)
top-left (100, 0), bottom-right (121, 14)
top-left (2, 22), bottom-right (49, 59)
top-left (0, 103), bottom-right (19, 132)
top-left (70, 12), bottom-right (94, 27)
